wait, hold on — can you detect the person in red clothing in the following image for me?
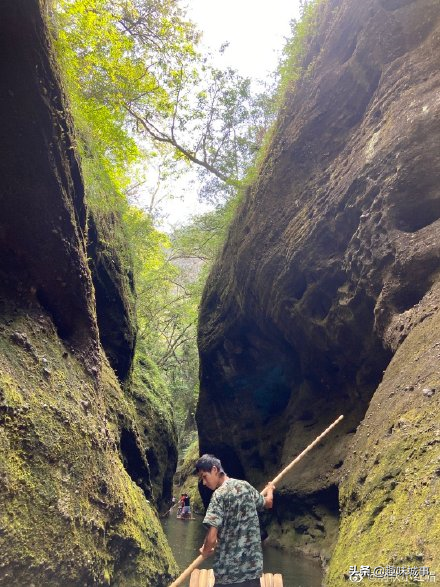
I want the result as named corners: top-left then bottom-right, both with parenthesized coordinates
top-left (177, 493), bottom-right (185, 517)
top-left (181, 493), bottom-right (192, 518)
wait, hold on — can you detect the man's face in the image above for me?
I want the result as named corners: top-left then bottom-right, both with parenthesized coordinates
top-left (199, 466), bottom-right (221, 490)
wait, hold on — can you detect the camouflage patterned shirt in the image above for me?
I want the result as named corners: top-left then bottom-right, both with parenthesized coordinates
top-left (203, 478), bottom-right (265, 584)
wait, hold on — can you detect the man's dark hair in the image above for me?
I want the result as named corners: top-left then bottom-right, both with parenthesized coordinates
top-left (194, 454), bottom-right (226, 475)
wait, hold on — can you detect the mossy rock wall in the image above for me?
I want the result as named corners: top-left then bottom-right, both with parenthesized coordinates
top-left (0, 1), bottom-right (178, 584)
top-left (327, 287), bottom-right (440, 585)
top-left (173, 440), bottom-right (204, 515)
top-left (126, 352), bottom-right (178, 511)
top-left (0, 0), bottom-right (98, 366)
top-left (197, 0), bottom-right (440, 570)
top-left (0, 300), bottom-right (177, 585)
top-left (88, 211), bottom-right (137, 384)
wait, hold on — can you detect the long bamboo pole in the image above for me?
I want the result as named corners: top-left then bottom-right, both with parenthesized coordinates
top-left (168, 414), bottom-right (344, 587)
top-left (169, 555), bottom-right (205, 587)
top-left (270, 414), bottom-right (344, 485)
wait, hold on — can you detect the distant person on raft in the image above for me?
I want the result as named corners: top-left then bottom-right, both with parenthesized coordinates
top-left (181, 493), bottom-right (192, 518)
top-left (177, 493), bottom-right (185, 517)
top-left (194, 454), bottom-right (274, 587)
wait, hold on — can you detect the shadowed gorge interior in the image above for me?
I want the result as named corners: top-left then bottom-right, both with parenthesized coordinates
top-left (120, 427), bottom-right (152, 500)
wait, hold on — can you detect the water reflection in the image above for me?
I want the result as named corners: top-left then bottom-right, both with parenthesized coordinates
top-left (162, 514), bottom-right (212, 573)
top-left (161, 514), bottom-right (324, 586)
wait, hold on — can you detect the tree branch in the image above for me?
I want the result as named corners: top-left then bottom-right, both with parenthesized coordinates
top-left (123, 103), bottom-right (238, 184)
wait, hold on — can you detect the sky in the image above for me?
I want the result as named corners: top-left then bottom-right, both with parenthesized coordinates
top-left (156, 0), bottom-right (303, 229)
top-left (186, 0), bottom-right (302, 79)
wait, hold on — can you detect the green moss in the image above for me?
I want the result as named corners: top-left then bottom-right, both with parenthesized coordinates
top-left (0, 372), bottom-right (24, 406)
top-left (131, 350), bottom-right (174, 427)
top-left (0, 303), bottom-right (178, 585)
top-left (328, 423), bottom-right (439, 584)
top-left (326, 310), bottom-right (440, 586)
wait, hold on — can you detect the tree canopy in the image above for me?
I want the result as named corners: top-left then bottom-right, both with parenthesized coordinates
top-left (52, 0), bottom-right (273, 203)
top-left (50, 0), bottom-right (320, 448)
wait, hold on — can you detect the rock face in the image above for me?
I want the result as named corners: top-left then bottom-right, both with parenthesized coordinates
top-left (88, 211), bottom-right (137, 383)
top-left (126, 352), bottom-right (178, 511)
top-left (0, 0), bottom-right (99, 368)
top-left (0, 1), bottom-right (177, 584)
top-left (0, 308), bottom-right (177, 586)
top-left (197, 0), bottom-right (440, 571)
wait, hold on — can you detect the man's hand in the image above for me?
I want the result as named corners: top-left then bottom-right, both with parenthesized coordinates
top-left (261, 482), bottom-right (275, 496)
top-left (199, 545), bottom-right (215, 558)
top-left (261, 482), bottom-right (275, 509)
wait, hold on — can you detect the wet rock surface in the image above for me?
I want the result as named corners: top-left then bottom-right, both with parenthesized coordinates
top-left (0, 1), bottom-right (177, 584)
top-left (197, 0), bottom-right (440, 567)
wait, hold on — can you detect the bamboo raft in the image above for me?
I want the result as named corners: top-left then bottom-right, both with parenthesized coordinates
top-left (189, 569), bottom-right (283, 586)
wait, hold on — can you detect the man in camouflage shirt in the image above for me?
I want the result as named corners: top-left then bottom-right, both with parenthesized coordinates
top-left (195, 454), bottom-right (275, 586)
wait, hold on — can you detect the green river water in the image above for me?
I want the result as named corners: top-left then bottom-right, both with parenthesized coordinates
top-left (162, 513), bottom-right (324, 587)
